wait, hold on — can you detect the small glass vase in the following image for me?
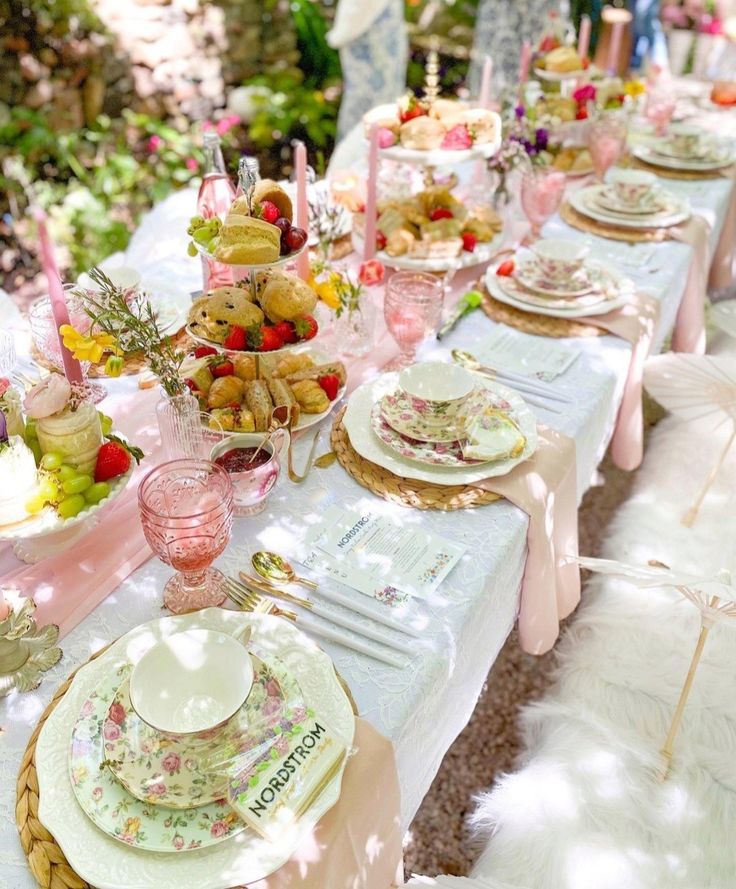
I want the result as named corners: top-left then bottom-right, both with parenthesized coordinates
top-left (156, 392), bottom-right (209, 460)
top-left (334, 300), bottom-right (376, 358)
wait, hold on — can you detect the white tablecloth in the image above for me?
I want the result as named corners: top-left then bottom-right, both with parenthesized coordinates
top-left (0, 173), bottom-right (733, 887)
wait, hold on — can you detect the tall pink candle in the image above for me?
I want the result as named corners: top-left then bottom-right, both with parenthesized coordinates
top-left (479, 55), bottom-right (493, 109)
top-left (578, 14), bottom-right (591, 60)
top-left (519, 41), bottom-right (532, 85)
top-left (607, 21), bottom-right (624, 75)
top-left (363, 125), bottom-right (380, 262)
top-left (293, 141), bottom-right (310, 281)
top-left (32, 208), bottom-right (83, 384)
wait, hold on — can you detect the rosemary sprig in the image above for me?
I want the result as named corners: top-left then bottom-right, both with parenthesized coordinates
top-left (75, 268), bottom-right (186, 398)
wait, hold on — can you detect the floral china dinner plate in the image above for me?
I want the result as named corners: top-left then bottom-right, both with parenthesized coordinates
top-left (570, 185), bottom-right (691, 229)
top-left (105, 653), bottom-right (297, 809)
top-left (514, 261), bottom-right (595, 298)
top-left (594, 187), bottom-right (668, 216)
top-left (495, 260), bottom-right (620, 312)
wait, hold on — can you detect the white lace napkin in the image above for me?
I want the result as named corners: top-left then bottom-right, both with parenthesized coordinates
top-left (402, 875), bottom-right (529, 888)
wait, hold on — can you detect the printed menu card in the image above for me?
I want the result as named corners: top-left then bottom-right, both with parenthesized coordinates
top-left (302, 504), bottom-right (466, 605)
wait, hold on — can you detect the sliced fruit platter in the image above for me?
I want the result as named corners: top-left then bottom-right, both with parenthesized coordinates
top-left (353, 184), bottom-right (503, 271)
top-left (186, 274), bottom-right (319, 354)
top-left (187, 179), bottom-right (308, 268)
top-left (180, 348), bottom-right (346, 435)
top-left (362, 97), bottom-right (501, 164)
top-left (0, 375), bottom-right (142, 559)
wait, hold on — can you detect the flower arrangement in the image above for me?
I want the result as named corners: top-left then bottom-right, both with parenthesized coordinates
top-left (310, 259), bottom-right (385, 317)
top-left (487, 105), bottom-right (553, 205)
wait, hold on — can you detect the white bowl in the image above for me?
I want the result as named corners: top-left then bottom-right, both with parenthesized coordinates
top-left (530, 238), bottom-right (590, 283)
top-left (129, 629), bottom-right (253, 735)
top-left (78, 266), bottom-right (141, 293)
top-left (398, 362), bottom-right (475, 427)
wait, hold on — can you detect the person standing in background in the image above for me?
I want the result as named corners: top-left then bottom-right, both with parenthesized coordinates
top-left (327, 0), bottom-right (409, 139)
top-left (630, 0), bottom-right (670, 68)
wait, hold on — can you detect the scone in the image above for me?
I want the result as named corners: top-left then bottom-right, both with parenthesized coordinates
top-left (189, 290), bottom-right (264, 343)
top-left (214, 215), bottom-right (281, 265)
top-left (258, 272), bottom-right (317, 323)
top-left (290, 380), bottom-right (330, 414)
top-left (399, 117), bottom-right (446, 150)
top-left (231, 180), bottom-right (293, 222)
top-left (544, 46), bottom-right (582, 73)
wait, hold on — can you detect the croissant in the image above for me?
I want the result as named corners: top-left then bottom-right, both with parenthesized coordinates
top-left (207, 376), bottom-right (245, 409)
top-left (290, 380), bottom-right (330, 414)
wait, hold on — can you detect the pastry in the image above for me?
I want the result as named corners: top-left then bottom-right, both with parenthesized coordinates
top-left (207, 376), bottom-right (245, 409)
top-left (385, 229), bottom-right (416, 257)
top-left (458, 109), bottom-right (497, 145)
top-left (429, 99), bottom-right (469, 121)
top-left (36, 402), bottom-right (103, 476)
top-left (362, 103), bottom-right (401, 138)
top-left (411, 238), bottom-right (463, 259)
top-left (284, 361), bottom-right (347, 387)
top-left (543, 46), bottom-right (582, 73)
top-left (231, 354), bottom-right (258, 381)
top-left (231, 180), bottom-right (293, 222)
top-left (399, 117), bottom-right (446, 150)
top-left (271, 353), bottom-right (315, 379)
top-left (267, 379), bottom-right (300, 427)
top-left (290, 380), bottom-right (330, 414)
top-left (214, 215), bottom-right (281, 265)
top-left (188, 290), bottom-right (264, 343)
top-left (209, 407), bottom-right (255, 433)
top-left (257, 271), bottom-right (318, 323)
top-left (0, 435), bottom-right (38, 527)
top-left (244, 380), bottom-right (273, 432)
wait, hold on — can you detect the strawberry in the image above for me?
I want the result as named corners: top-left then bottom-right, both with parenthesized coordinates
top-left (376, 231), bottom-right (387, 251)
top-left (184, 378), bottom-right (198, 391)
top-left (273, 320), bottom-right (297, 344)
top-left (461, 232), bottom-right (477, 253)
top-left (94, 436), bottom-right (143, 483)
top-left (258, 200), bottom-right (280, 225)
top-left (430, 208), bottom-right (454, 221)
top-left (227, 401), bottom-right (241, 410)
top-left (496, 259), bottom-right (515, 276)
top-left (441, 124), bottom-right (473, 150)
top-left (194, 345), bottom-right (218, 359)
top-left (223, 324), bottom-right (247, 351)
top-left (247, 324), bottom-right (284, 352)
top-left (575, 105), bottom-right (589, 121)
top-left (211, 358), bottom-right (234, 377)
top-left (539, 35), bottom-right (560, 53)
top-left (317, 374), bottom-right (340, 401)
top-left (398, 95), bottom-right (427, 123)
top-left (293, 315), bottom-right (318, 341)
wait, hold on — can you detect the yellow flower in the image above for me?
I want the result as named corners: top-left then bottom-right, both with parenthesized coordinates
top-left (625, 80), bottom-right (646, 98)
top-left (315, 279), bottom-right (341, 310)
top-left (59, 324), bottom-right (122, 364)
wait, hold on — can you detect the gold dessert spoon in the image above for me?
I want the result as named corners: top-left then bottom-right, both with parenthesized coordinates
top-left (252, 551), bottom-right (318, 590)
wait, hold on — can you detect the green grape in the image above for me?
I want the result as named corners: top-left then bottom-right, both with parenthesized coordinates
top-left (24, 419), bottom-right (38, 441)
top-left (57, 494), bottom-right (86, 519)
top-left (38, 476), bottom-right (60, 503)
top-left (28, 440), bottom-right (42, 465)
top-left (40, 452), bottom-right (64, 471)
top-left (193, 226), bottom-right (216, 246)
top-left (62, 474), bottom-right (93, 495)
top-left (58, 464), bottom-right (77, 482)
top-left (187, 241), bottom-right (198, 257)
top-left (25, 494), bottom-right (46, 515)
top-left (84, 481), bottom-right (111, 505)
top-left (98, 412), bottom-right (113, 436)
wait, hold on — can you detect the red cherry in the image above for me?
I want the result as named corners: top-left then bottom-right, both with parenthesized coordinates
top-left (285, 227), bottom-right (308, 252)
top-left (260, 201), bottom-right (280, 224)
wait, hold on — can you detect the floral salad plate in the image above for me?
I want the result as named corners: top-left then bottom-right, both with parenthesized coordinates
top-left (380, 389), bottom-right (466, 443)
top-left (594, 186), bottom-right (668, 216)
top-left (70, 648), bottom-right (304, 852)
top-left (514, 260), bottom-right (595, 298)
top-left (496, 261), bottom-right (620, 311)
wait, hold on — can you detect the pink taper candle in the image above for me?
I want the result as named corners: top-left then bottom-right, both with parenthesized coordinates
top-left (363, 125), bottom-right (379, 262)
top-left (294, 141), bottom-right (310, 281)
top-left (32, 208), bottom-right (83, 384)
top-left (479, 55), bottom-right (493, 109)
top-left (519, 41), bottom-right (532, 84)
top-left (578, 14), bottom-right (591, 60)
top-left (607, 21), bottom-right (624, 75)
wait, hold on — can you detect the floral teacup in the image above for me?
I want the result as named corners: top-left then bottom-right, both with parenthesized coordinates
top-left (669, 124), bottom-right (701, 157)
top-left (529, 239), bottom-right (589, 285)
top-left (398, 361), bottom-right (475, 429)
top-left (609, 169), bottom-right (657, 208)
top-left (210, 430), bottom-right (288, 516)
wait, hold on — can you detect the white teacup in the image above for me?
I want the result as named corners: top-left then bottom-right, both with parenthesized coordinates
top-left (129, 629), bottom-right (254, 736)
top-left (530, 239), bottom-right (589, 285)
top-left (399, 361), bottom-right (475, 428)
top-left (669, 124), bottom-right (701, 157)
top-left (77, 265), bottom-right (142, 298)
top-left (609, 169), bottom-right (657, 208)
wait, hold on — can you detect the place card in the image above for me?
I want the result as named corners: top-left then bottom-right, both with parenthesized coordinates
top-left (226, 709), bottom-right (348, 841)
top-left (475, 326), bottom-right (579, 382)
top-left (301, 504), bottom-right (466, 604)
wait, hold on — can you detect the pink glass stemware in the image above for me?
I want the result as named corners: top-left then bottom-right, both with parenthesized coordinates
top-left (138, 459), bottom-right (234, 614)
top-left (519, 167), bottom-right (567, 240)
top-left (644, 90), bottom-right (676, 137)
top-left (587, 115), bottom-right (628, 182)
top-left (384, 271), bottom-right (444, 370)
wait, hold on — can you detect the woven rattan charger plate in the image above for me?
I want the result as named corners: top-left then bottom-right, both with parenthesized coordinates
top-left (628, 156), bottom-right (736, 182)
top-left (16, 636), bottom-right (358, 889)
top-left (330, 406), bottom-right (502, 510)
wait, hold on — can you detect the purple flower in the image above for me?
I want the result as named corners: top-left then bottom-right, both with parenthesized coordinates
top-left (535, 128), bottom-right (549, 151)
top-left (515, 105), bottom-right (526, 119)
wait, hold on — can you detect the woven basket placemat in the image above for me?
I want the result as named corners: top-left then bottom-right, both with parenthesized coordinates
top-left (32, 327), bottom-right (192, 378)
top-left (628, 157), bottom-right (735, 181)
top-left (560, 201), bottom-right (672, 244)
top-left (16, 636), bottom-right (358, 889)
top-left (330, 406), bottom-right (502, 510)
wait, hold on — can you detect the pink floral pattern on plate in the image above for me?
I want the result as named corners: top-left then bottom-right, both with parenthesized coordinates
top-left (69, 649), bottom-right (303, 853)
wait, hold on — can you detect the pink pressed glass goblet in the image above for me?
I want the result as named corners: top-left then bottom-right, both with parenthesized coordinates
top-left (644, 90), bottom-right (676, 137)
top-left (384, 271), bottom-right (444, 370)
top-left (138, 459), bottom-right (234, 614)
top-left (519, 167), bottom-right (567, 241)
top-left (587, 115), bottom-right (628, 182)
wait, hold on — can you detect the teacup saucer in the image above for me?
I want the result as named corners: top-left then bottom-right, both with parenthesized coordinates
top-left (106, 653), bottom-right (296, 809)
top-left (380, 389), bottom-right (467, 443)
top-left (514, 260), bottom-right (594, 298)
top-left (653, 139), bottom-right (710, 161)
top-left (596, 186), bottom-right (667, 216)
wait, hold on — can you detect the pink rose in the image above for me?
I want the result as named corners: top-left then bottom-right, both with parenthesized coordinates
top-left (376, 127), bottom-right (396, 148)
top-left (161, 752), bottom-right (181, 774)
top-left (173, 835), bottom-right (185, 850)
top-left (81, 699), bottom-right (94, 717)
top-left (185, 157), bottom-right (198, 172)
top-left (261, 697), bottom-right (281, 716)
top-left (358, 259), bottom-right (385, 287)
top-left (264, 679), bottom-right (280, 697)
top-left (210, 820), bottom-right (228, 838)
top-left (107, 702), bottom-right (126, 725)
top-left (274, 735), bottom-right (289, 755)
top-left (573, 84), bottom-right (596, 104)
top-left (150, 782), bottom-right (167, 796)
top-left (23, 374), bottom-right (71, 419)
top-left (291, 706), bottom-right (307, 724)
top-left (102, 721), bottom-right (121, 741)
top-left (92, 786), bottom-right (103, 801)
top-left (147, 134), bottom-right (163, 153)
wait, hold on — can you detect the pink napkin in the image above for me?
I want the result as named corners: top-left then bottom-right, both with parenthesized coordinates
top-left (473, 426), bottom-right (580, 655)
top-left (2, 386), bottom-right (162, 636)
top-left (669, 215), bottom-right (711, 354)
top-left (583, 291), bottom-right (661, 471)
top-left (709, 166), bottom-right (736, 291)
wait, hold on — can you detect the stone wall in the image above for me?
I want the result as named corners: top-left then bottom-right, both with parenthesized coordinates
top-left (0, 0), bottom-right (300, 130)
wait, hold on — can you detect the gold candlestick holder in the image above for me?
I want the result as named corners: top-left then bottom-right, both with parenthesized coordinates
top-left (0, 590), bottom-right (61, 697)
top-left (423, 43), bottom-right (441, 110)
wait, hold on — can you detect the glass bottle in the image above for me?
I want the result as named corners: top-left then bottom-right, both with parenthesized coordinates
top-left (235, 156), bottom-right (260, 199)
top-left (196, 131), bottom-right (237, 291)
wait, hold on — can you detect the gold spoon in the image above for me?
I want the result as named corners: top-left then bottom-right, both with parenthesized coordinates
top-left (252, 551), bottom-right (318, 590)
top-left (247, 405), bottom-right (291, 465)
